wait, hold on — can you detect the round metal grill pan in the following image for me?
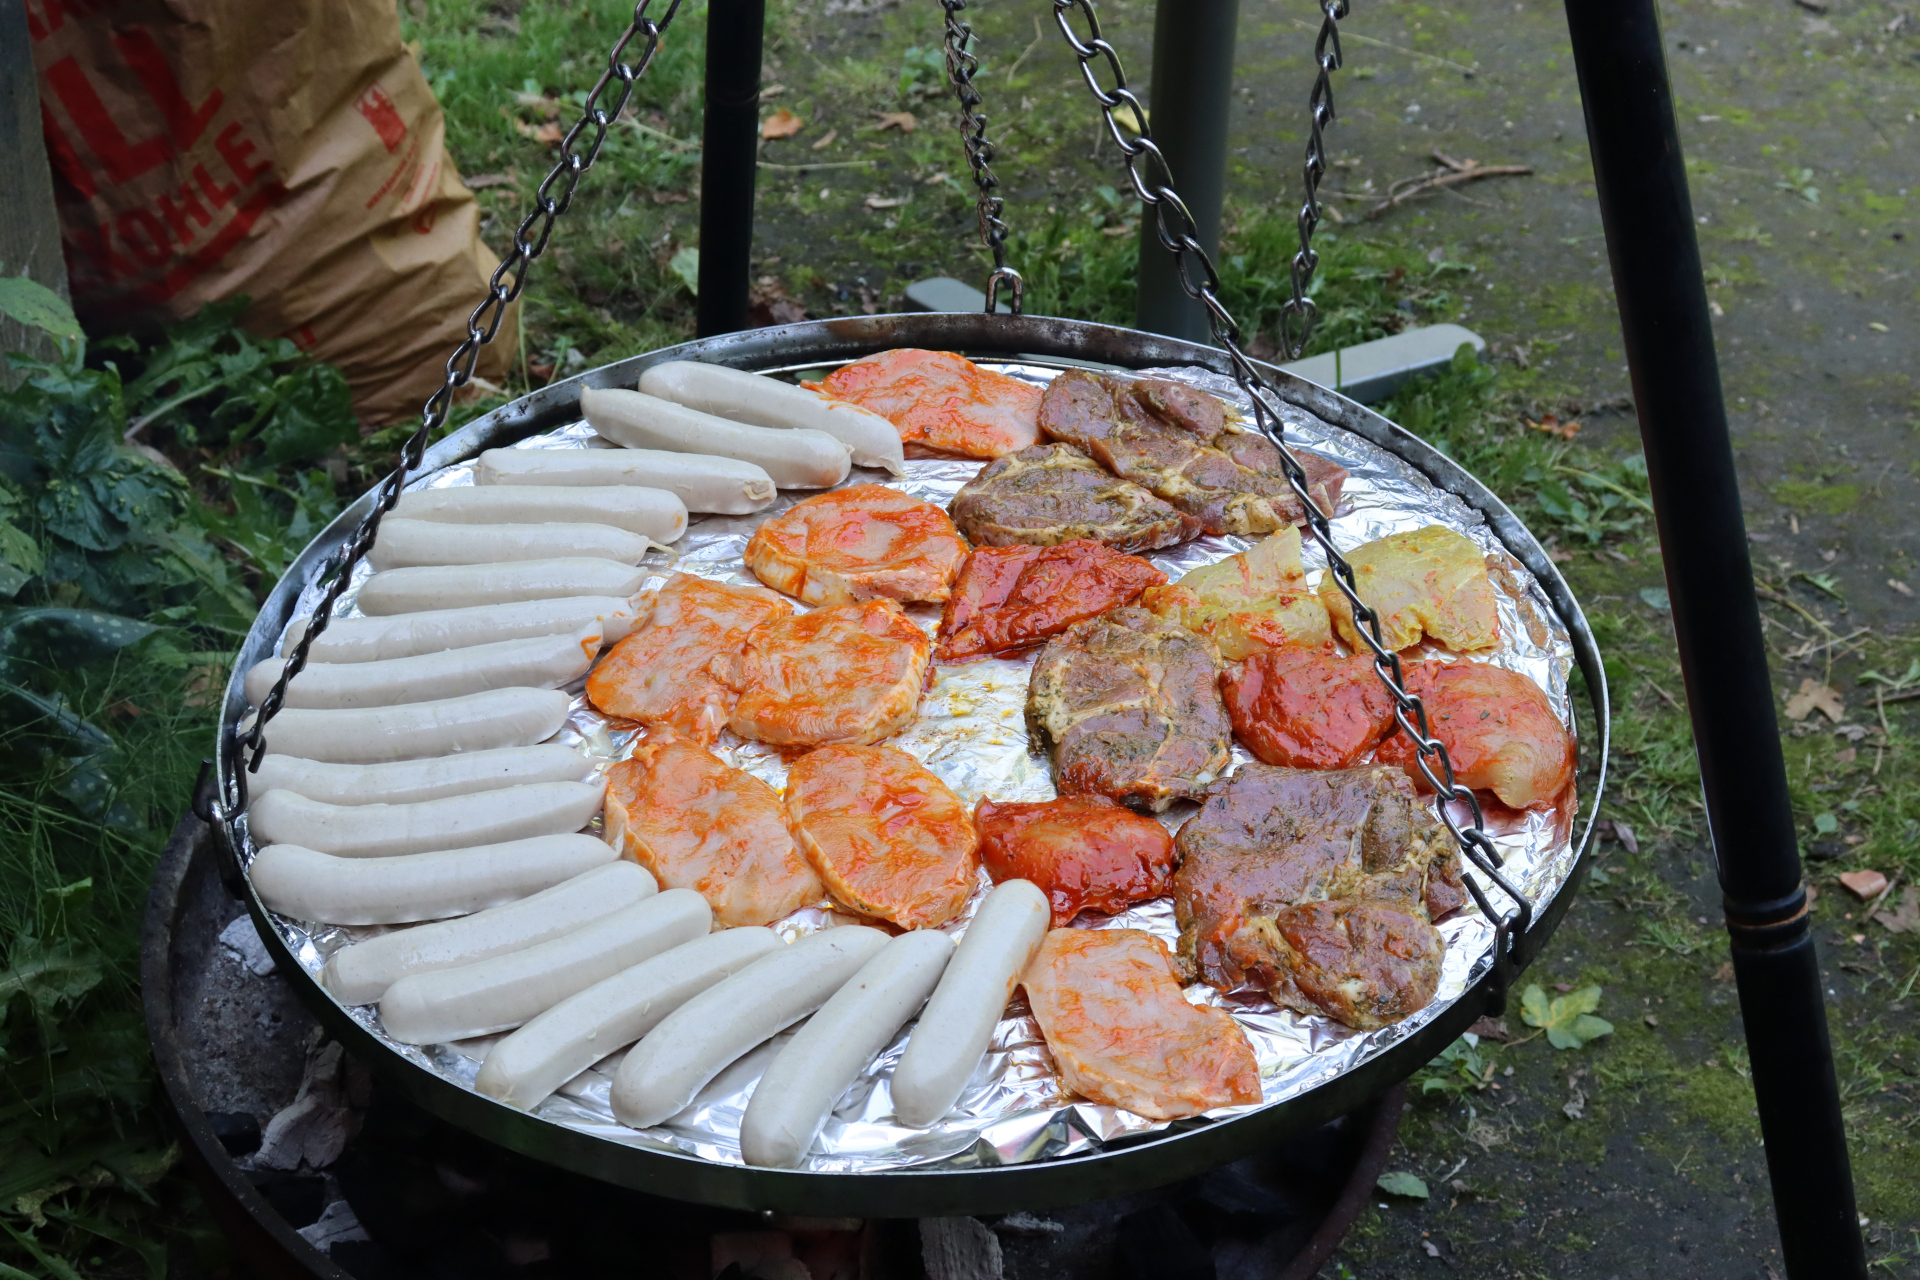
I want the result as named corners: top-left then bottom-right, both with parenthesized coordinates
top-left (212, 313), bottom-right (1608, 1216)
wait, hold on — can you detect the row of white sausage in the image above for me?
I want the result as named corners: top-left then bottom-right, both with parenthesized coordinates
top-left (302, 857), bottom-right (1047, 1169)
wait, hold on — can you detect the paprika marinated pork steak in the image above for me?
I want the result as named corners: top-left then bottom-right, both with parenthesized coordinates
top-left (1172, 763), bottom-right (1467, 1030)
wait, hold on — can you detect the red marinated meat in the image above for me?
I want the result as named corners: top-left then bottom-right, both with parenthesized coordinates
top-left (1221, 648), bottom-right (1399, 770)
top-left (974, 794), bottom-right (1176, 926)
top-left (936, 541), bottom-right (1167, 663)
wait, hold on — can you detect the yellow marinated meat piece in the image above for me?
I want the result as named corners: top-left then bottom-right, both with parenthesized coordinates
top-left (1318, 524), bottom-right (1500, 652)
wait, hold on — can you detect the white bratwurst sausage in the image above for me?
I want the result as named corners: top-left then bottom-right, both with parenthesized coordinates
top-left (610, 926), bottom-right (889, 1130)
top-left (322, 861), bottom-right (656, 1004)
top-left (580, 386), bottom-right (851, 490)
top-left (637, 362), bottom-right (904, 475)
top-left (356, 559), bottom-right (646, 616)
top-left (253, 744), bottom-right (593, 807)
top-left (370, 518), bottom-right (671, 570)
top-left (740, 930), bottom-right (952, 1168)
top-left (284, 596), bottom-right (641, 663)
top-left (249, 834), bottom-right (615, 926)
top-left (379, 889), bottom-right (713, 1044)
top-left (475, 447), bottom-right (776, 516)
top-left (247, 778), bottom-right (606, 858)
top-left (247, 628), bottom-right (600, 711)
top-left (394, 484), bottom-right (688, 536)
top-left (890, 879), bottom-right (1050, 1128)
top-left (250, 688), bottom-right (569, 765)
top-left (475, 927), bottom-right (781, 1110)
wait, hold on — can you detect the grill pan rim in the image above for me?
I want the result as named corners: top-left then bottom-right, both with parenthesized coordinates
top-left (210, 312), bottom-right (1609, 1216)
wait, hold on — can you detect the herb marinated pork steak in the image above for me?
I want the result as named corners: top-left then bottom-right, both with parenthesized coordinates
top-left (947, 443), bottom-right (1203, 553)
top-left (1037, 369), bottom-right (1348, 536)
top-left (1026, 607), bottom-right (1232, 812)
top-left (1172, 763), bottom-right (1466, 1030)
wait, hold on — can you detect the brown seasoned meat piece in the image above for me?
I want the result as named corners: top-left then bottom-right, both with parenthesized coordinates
top-left (1037, 370), bottom-right (1345, 537)
top-left (936, 541), bottom-right (1167, 663)
top-left (1171, 763), bottom-right (1460, 1030)
top-left (948, 444), bottom-right (1203, 553)
top-left (1130, 376), bottom-right (1349, 515)
top-left (1026, 607), bottom-right (1232, 812)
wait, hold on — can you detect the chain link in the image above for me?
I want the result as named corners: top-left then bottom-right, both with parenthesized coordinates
top-left (219, 0), bottom-right (685, 826)
top-left (940, 0), bottom-right (1023, 315)
top-left (1048, 0), bottom-right (1533, 1000)
top-left (1277, 0), bottom-right (1349, 359)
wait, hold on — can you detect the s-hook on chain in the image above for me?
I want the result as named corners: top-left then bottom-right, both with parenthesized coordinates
top-left (939, 0), bottom-right (1024, 315)
top-left (1049, 0), bottom-right (1535, 1004)
top-left (218, 0), bottom-right (685, 828)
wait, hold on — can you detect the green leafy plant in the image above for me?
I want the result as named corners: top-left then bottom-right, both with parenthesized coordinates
top-left (1413, 1034), bottom-right (1495, 1096)
top-left (1377, 1170), bottom-right (1431, 1198)
top-left (1520, 983), bottom-right (1616, 1050)
top-left (897, 44), bottom-right (948, 100)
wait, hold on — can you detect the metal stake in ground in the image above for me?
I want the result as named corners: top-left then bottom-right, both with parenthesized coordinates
top-left (1132, 0), bottom-right (1238, 344)
top-left (696, 0), bottom-right (767, 336)
top-left (1560, 2), bottom-right (1867, 1275)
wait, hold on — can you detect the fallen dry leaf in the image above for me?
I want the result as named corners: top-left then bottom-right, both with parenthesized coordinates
top-left (651, 190), bottom-right (690, 204)
top-left (761, 108), bottom-right (804, 140)
top-left (748, 276), bottom-right (808, 327)
top-left (1838, 869), bottom-right (1888, 901)
top-left (873, 111), bottom-right (917, 133)
top-left (1784, 678), bottom-right (1844, 723)
top-left (512, 90), bottom-right (562, 118)
top-left (1713, 961), bottom-right (1734, 982)
top-left (464, 172), bottom-right (514, 190)
top-left (1525, 413), bottom-right (1581, 441)
top-left (864, 194), bottom-right (907, 210)
top-left (1110, 101), bottom-right (1148, 134)
top-left (513, 118), bottom-right (564, 146)
top-left (811, 128), bottom-right (839, 150)
top-left (760, 83), bottom-right (788, 98)
top-left (1874, 888), bottom-right (1919, 935)
top-left (1890, 579), bottom-right (1913, 596)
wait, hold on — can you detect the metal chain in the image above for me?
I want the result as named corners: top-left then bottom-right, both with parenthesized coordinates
top-left (939, 0), bottom-right (1023, 315)
top-left (1048, 0), bottom-right (1533, 1000)
top-left (1278, 0), bottom-right (1349, 359)
top-left (218, 0), bottom-right (685, 827)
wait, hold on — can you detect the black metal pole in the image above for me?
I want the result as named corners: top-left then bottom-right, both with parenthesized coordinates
top-left (695, 0), bottom-right (766, 336)
top-left (1560, 4), bottom-right (1866, 1276)
top-left (1134, 0), bottom-right (1238, 343)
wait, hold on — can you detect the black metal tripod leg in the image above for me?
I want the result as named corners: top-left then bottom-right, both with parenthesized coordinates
top-left (1133, 0), bottom-right (1239, 344)
top-left (1559, 1), bottom-right (1867, 1275)
top-left (697, 0), bottom-right (766, 336)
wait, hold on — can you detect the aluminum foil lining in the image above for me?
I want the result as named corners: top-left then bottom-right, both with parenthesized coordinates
top-left (248, 360), bottom-right (1580, 1174)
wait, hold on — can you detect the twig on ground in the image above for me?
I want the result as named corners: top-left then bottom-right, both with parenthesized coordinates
top-left (758, 159), bottom-right (876, 170)
top-left (1286, 18), bottom-right (1480, 73)
top-left (1365, 151), bottom-right (1533, 221)
top-left (1004, 15), bottom-right (1046, 81)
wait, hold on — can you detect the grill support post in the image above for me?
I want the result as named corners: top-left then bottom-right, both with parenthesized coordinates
top-left (1133, 0), bottom-right (1239, 344)
top-left (696, 0), bottom-right (766, 336)
top-left (1560, 2), bottom-right (1867, 1275)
